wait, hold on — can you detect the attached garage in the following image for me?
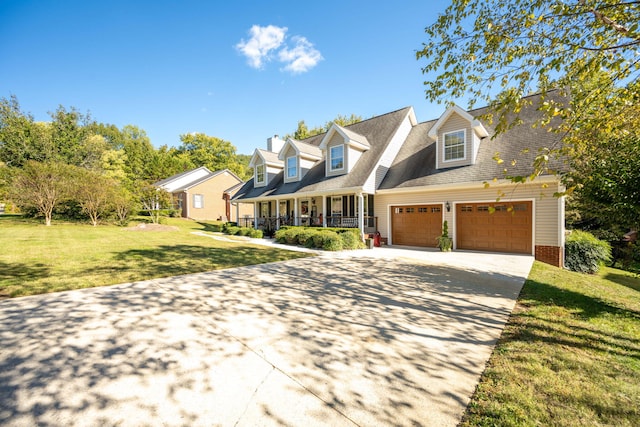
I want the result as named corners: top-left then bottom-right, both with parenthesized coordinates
top-left (391, 204), bottom-right (442, 247)
top-left (456, 201), bottom-right (532, 254)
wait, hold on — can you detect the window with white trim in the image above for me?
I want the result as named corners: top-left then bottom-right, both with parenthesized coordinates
top-left (330, 145), bottom-right (344, 171)
top-left (256, 164), bottom-right (265, 184)
top-left (286, 156), bottom-right (297, 179)
top-left (193, 194), bottom-right (204, 209)
top-left (444, 130), bottom-right (465, 161)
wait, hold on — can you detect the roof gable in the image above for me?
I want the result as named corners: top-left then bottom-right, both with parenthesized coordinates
top-left (319, 124), bottom-right (370, 151)
top-left (249, 149), bottom-right (283, 168)
top-left (277, 138), bottom-right (322, 161)
top-left (427, 104), bottom-right (488, 140)
top-left (154, 166), bottom-right (213, 192)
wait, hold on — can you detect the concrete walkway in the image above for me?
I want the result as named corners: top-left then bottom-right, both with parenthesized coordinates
top-left (0, 246), bottom-right (533, 426)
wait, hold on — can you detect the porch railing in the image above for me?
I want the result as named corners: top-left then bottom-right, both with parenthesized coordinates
top-left (237, 216), bottom-right (377, 231)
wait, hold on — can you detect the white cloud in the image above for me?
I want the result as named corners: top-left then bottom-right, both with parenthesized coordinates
top-left (235, 25), bottom-right (287, 69)
top-left (236, 25), bottom-right (323, 73)
top-left (278, 36), bottom-right (323, 74)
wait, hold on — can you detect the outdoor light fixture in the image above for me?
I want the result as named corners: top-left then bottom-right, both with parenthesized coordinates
top-left (445, 201), bottom-right (451, 212)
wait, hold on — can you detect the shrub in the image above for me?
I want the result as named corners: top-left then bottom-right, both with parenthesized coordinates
top-left (237, 227), bottom-right (252, 236)
top-left (274, 228), bottom-right (298, 244)
top-left (565, 230), bottom-right (612, 274)
top-left (274, 228), bottom-right (289, 243)
top-left (296, 229), bottom-right (318, 246)
top-left (323, 232), bottom-right (344, 251)
top-left (340, 230), bottom-right (364, 249)
top-left (249, 228), bottom-right (263, 238)
top-left (225, 226), bottom-right (241, 236)
top-left (312, 230), bottom-right (333, 248)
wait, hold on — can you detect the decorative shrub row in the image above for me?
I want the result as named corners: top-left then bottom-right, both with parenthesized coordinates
top-left (274, 227), bottom-right (364, 251)
top-left (565, 230), bottom-right (611, 274)
top-left (222, 223), bottom-right (263, 239)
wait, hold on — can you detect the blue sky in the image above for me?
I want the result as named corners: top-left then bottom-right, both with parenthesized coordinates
top-left (0, 0), bottom-right (454, 155)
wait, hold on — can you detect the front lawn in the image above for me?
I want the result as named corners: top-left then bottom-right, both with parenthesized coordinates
top-left (0, 216), bottom-right (310, 298)
top-left (462, 262), bottom-right (640, 426)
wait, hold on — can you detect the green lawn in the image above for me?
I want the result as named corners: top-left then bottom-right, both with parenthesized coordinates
top-left (462, 261), bottom-right (640, 426)
top-left (0, 216), bottom-right (310, 298)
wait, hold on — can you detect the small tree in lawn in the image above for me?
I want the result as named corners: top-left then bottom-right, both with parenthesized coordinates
top-left (139, 184), bottom-right (171, 224)
top-left (75, 169), bottom-right (116, 226)
top-left (11, 161), bottom-right (73, 226)
top-left (112, 186), bottom-right (137, 226)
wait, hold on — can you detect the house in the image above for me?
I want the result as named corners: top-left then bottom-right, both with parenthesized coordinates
top-left (154, 167), bottom-right (253, 221)
top-left (232, 93), bottom-right (567, 267)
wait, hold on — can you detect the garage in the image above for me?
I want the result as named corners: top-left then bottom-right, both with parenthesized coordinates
top-left (391, 204), bottom-right (442, 247)
top-left (456, 201), bottom-right (532, 254)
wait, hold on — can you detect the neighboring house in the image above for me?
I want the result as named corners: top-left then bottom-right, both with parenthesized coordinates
top-left (154, 167), bottom-right (252, 221)
top-left (232, 92), bottom-right (567, 267)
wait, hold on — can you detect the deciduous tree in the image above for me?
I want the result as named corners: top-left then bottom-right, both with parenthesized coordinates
top-left (74, 169), bottom-right (117, 226)
top-left (11, 161), bottom-right (74, 226)
top-left (417, 0), bottom-right (640, 177)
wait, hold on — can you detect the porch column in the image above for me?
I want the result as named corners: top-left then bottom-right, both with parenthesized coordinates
top-left (235, 203), bottom-right (239, 224)
top-left (322, 195), bottom-right (327, 227)
top-left (294, 198), bottom-right (299, 226)
top-left (357, 193), bottom-right (365, 240)
top-left (253, 202), bottom-right (258, 229)
top-left (275, 199), bottom-right (280, 230)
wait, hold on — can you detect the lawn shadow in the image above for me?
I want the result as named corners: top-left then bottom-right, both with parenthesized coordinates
top-left (106, 244), bottom-right (307, 279)
top-left (522, 279), bottom-right (640, 320)
top-left (0, 261), bottom-right (51, 298)
top-left (195, 221), bottom-right (224, 233)
top-left (603, 271), bottom-right (640, 293)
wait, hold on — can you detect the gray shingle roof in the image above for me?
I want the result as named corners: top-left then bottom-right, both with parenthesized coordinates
top-left (287, 139), bottom-right (322, 159)
top-left (233, 107), bottom-right (412, 200)
top-left (257, 149), bottom-right (283, 166)
top-left (379, 92), bottom-right (568, 190)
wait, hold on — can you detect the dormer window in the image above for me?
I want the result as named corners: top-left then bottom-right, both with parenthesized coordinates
top-left (444, 130), bottom-right (466, 162)
top-left (255, 164), bottom-right (265, 184)
top-left (330, 145), bottom-right (344, 171)
top-left (286, 156), bottom-right (297, 179)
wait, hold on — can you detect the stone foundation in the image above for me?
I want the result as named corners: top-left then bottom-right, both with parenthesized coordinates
top-left (535, 245), bottom-right (563, 268)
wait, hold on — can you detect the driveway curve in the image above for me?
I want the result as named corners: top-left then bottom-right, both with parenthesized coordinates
top-left (0, 248), bottom-right (533, 426)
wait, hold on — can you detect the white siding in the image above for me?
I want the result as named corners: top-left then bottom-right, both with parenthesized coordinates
top-left (375, 181), bottom-right (564, 250)
top-left (437, 112), bottom-right (473, 169)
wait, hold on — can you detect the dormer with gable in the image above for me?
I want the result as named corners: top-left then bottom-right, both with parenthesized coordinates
top-left (319, 124), bottom-right (370, 177)
top-left (278, 138), bottom-right (322, 183)
top-left (428, 105), bottom-right (489, 169)
top-left (249, 148), bottom-right (283, 188)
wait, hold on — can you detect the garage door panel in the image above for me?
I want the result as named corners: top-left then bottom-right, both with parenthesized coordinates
top-left (392, 205), bottom-right (442, 247)
top-left (456, 201), bottom-right (532, 254)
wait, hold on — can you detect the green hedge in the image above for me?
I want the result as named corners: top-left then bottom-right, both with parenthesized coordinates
top-left (222, 225), bottom-right (263, 239)
top-left (565, 230), bottom-right (612, 274)
top-left (273, 226), bottom-right (363, 251)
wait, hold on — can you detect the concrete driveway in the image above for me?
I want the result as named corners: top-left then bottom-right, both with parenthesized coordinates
top-left (0, 247), bottom-right (533, 426)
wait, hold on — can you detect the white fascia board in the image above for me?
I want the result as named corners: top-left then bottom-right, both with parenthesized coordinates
top-left (375, 175), bottom-right (561, 194)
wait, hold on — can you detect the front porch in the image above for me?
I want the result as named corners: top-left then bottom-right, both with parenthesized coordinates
top-left (234, 193), bottom-right (377, 236)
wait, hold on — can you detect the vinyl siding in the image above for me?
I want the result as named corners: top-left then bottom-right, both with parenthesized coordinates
top-left (437, 112), bottom-right (473, 169)
top-left (375, 181), bottom-right (564, 250)
top-left (185, 171), bottom-right (244, 221)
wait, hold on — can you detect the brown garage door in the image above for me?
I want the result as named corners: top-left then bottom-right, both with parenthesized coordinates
top-left (456, 201), bottom-right (532, 254)
top-left (391, 205), bottom-right (442, 247)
